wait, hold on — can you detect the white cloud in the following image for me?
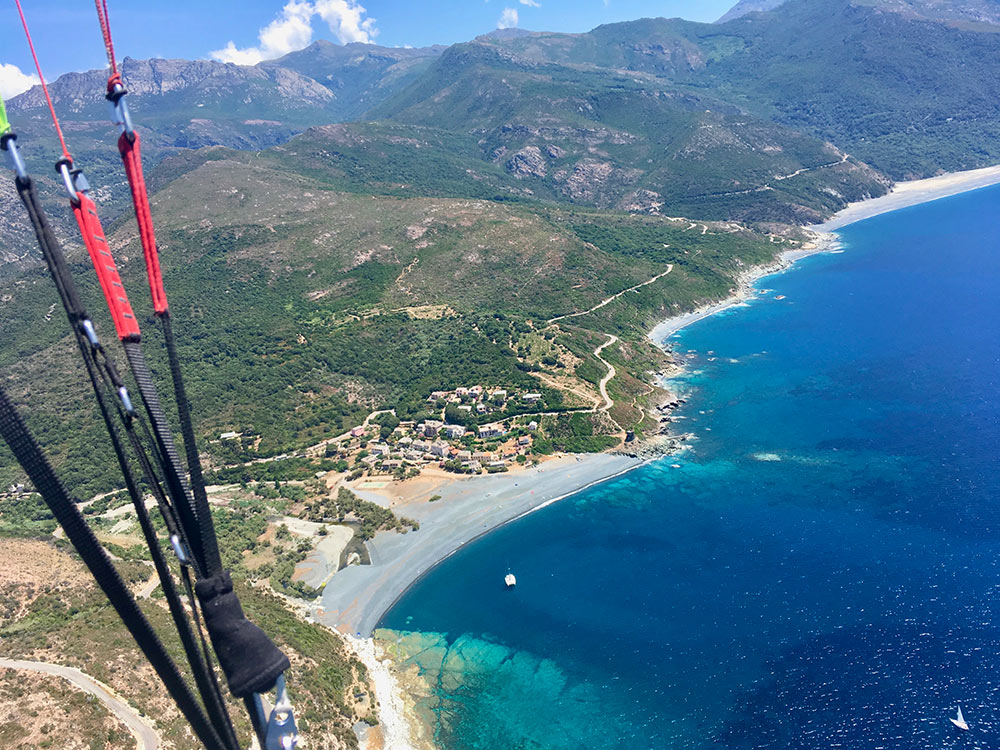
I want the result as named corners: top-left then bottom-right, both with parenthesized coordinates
top-left (498, 7), bottom-right (519, 28)
top-left (0, 62), bottom-right (39, 99)
top-left (519, 0), bottom-right (540, 6)
top-left (211, 0), bottom-right (376, 66)
top-left (314, 0), bottom-right (377, 44)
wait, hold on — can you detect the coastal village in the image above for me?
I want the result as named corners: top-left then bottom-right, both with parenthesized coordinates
top-left (313, 385), bottom-right (546, 477)
top-left (215, 372), bottom-right (676, 484)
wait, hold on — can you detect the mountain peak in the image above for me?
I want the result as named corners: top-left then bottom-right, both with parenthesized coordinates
top-left (719, 0), bottom-right (1000, 27)
top-left (479, 28), bottom-right (536, 41)
top-left (717, 0), bottom-right (788, 23)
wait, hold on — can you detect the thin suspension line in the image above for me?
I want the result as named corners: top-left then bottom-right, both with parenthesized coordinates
top-left (13, 0), bottom-right (71, 161)
top-left (95, 0), bottom-right (118, 74)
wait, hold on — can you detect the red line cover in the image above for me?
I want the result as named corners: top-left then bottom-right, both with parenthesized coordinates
top-left (72, 193), bottom-right (141, 340)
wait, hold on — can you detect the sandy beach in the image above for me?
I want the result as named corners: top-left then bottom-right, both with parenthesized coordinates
top-left (316, 452), bottom-right (642, 637)
top-left (813, 163), bottom-right (1000, 231)
top-left (649, 163), bottom-right (1000, 346)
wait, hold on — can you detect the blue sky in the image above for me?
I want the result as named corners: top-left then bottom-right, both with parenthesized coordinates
top-left (0, 0), bottom-right (737, 98)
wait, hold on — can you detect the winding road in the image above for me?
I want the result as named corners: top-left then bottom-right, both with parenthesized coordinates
top-left (547, 265), bottom-right (673, 324)
top-left (593, 334), bottom-right (618, 412)
top-left (0, 658), bottom-right (159, 749)
top-left (544, 268), bottom-right (682, 425)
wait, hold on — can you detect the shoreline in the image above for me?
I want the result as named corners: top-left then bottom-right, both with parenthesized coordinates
top-left (650, 162), bottom-right (1000, 345)
top-left (315, 452), bottom-right (643, 638)
top-left (647, 233), bottom-right (840, 345)
top-left (811, 163), bottom-right (1000, 232)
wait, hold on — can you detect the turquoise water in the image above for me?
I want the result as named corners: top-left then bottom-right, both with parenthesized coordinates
top-left (380, 184), bottom-right (1000, 748)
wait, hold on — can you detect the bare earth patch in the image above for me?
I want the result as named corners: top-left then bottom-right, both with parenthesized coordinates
top-left (0, 669), bottom-right (132, 749)
top-left (0, 540), bottom-right (92, 622)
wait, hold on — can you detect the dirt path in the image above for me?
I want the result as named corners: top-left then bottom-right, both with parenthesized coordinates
top-left (533, 371), bottom-right (601, 408)
top-left (773, 153), bottom-right (848, 181)
top-left (137, 571), bottom-right (160, 599)
top-left (547, 266), bottom-right (673, 324)
top-left (0, 658), bottom-right (159, 749)
top-left (593, 334), bottom-right (618, 412)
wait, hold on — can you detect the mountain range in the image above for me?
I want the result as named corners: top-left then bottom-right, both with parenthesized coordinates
top-left (2, 0), bottom-right (1000, 492)
top-left (3, 0), bottom-right (1000, 260)
top-left (721, 0), bottom-right (1000, 26)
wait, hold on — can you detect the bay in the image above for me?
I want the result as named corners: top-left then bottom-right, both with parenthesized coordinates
top-left (380, 184), bottom-right (1000, 749)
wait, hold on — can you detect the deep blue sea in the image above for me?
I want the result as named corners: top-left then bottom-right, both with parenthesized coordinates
top-left (380, 184), bottom-right (1000, 749)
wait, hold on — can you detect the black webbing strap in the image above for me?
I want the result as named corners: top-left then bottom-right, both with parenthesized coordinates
top-left (15, 175), bottom-right (86, 321)
top-left (121, 340), bottom-right (210, 577)
top-left (115, 398), bottom-right (241, 750)
top-left (20, 162), bottom-right (209, 583)
top-left (87, 369), bottom-right (241, 750)
top-left (161, 312), bottom-right (223, 574)
top-left (0, 386), bottom-right (229, 750)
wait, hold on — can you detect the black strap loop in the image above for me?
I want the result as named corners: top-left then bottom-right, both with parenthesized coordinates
top-left (196, 571), bottom-right (291, 698)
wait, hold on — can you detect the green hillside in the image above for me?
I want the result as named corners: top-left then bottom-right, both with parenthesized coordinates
top-left (5, 0), bottom-right (1000, 493)
top-left (369, 40), bottom-right (888, 222)
top-left (702, 0), bottom-right (1000, 177)
top-left (478, 2), bottom-right (1000, 179)
top-left (0, 152), bottom-right (787, 495)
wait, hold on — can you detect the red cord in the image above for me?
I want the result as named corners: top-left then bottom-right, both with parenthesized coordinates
top-left (14, 0), bottom-right (71, 161)
top-left (95, 0), bottom-right (118, 76)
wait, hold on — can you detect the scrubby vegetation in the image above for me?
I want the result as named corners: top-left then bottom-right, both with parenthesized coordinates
top-left (0, 522), bottom-right (372, 748)
top-left (304, 488), bottom-right (418, 541)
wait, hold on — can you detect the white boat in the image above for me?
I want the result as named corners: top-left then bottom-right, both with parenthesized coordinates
top-left (950, 706), bottom-right (969, 731)
top-left (504, 573), bottom-right (516, 588)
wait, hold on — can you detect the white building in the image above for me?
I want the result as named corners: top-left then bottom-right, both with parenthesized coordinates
top-left (478, 423), bottom-right (506, 439)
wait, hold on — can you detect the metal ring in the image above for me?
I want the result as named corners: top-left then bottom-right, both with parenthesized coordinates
top-left (57, 161), bottom-right (80, 205)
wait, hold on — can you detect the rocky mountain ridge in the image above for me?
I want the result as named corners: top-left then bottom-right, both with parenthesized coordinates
top-left (719, 0), bottom-right (1000, 25)
top-left (5, 0), bottom-right (1000, 265)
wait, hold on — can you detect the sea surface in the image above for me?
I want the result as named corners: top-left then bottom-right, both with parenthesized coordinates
top-left (379, 184), bottom-right (1000, 749)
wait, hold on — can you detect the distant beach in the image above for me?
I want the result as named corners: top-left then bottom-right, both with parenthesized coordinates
top-left (647, 233), bottom-right (840, 345)
top-left (813, 163), bottom-right (1000, 231)
top-left (649, 163), bottom-right (1000, 346)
